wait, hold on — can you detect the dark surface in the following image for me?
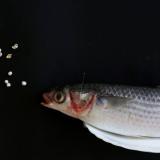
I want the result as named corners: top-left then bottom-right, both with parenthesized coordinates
top-left (1, 0), bottom-right (160, 159)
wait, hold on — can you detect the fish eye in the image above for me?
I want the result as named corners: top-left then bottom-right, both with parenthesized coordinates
top-left (54, 91), bottom-right (66, 104)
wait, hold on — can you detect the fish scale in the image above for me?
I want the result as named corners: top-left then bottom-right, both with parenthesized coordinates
top-left (103, 85), bottom-right (160, 101)
top-left (70, 84), bottom-right (160, 105)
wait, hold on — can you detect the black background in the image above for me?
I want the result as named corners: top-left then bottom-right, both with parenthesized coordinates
top-left (1, 0), bottom-right (160, 159)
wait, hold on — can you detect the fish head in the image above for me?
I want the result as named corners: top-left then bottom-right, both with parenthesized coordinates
top-left (41, 87), bottom-right (96, 118)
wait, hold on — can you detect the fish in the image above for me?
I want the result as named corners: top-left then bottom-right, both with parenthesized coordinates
top-left (41, 84), bottom-right (160, 153)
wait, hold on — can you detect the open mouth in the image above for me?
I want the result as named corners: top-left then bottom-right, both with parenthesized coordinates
top-left (42, 92), bottom-right (52, 105)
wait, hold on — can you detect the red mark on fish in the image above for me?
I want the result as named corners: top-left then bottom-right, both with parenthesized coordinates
top-left (69, 91), bottom-right (96, 114)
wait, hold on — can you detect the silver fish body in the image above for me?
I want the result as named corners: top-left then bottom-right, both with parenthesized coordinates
top-left (42, 84), bottom-right (160, 153)
top-left (79, 84), bottom-right (160, 137)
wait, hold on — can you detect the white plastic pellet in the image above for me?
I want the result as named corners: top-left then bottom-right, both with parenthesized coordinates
top-left (4, 80), bottom-right (9, 84)
top-left (6, 83), bottom-right (11, 87)
top-left (21, 81), bottom-right (27, 86)
top-left (8, 71), bottom-right (13, 76)
top-left (12, 43), bottom-right (18, 49)
top-left (0, 52), bottom-right (2, 57)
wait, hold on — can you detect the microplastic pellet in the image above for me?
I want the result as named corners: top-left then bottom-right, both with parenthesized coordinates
top-left (4, 80), bottom-right (9, 84)
top-left (6, 83), bottom-right (11, 87)
top-left (21, 81), bottom-right (27, 86)
top-left (12, 43), bottom-right (18, 49)
top-left (6, 54), bottom-right (12, 59)
top-left (8, 71), bottom-right (13, 76)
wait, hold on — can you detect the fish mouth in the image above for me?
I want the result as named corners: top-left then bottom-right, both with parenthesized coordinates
top-left (41, 92), bottom-right (53, 105)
